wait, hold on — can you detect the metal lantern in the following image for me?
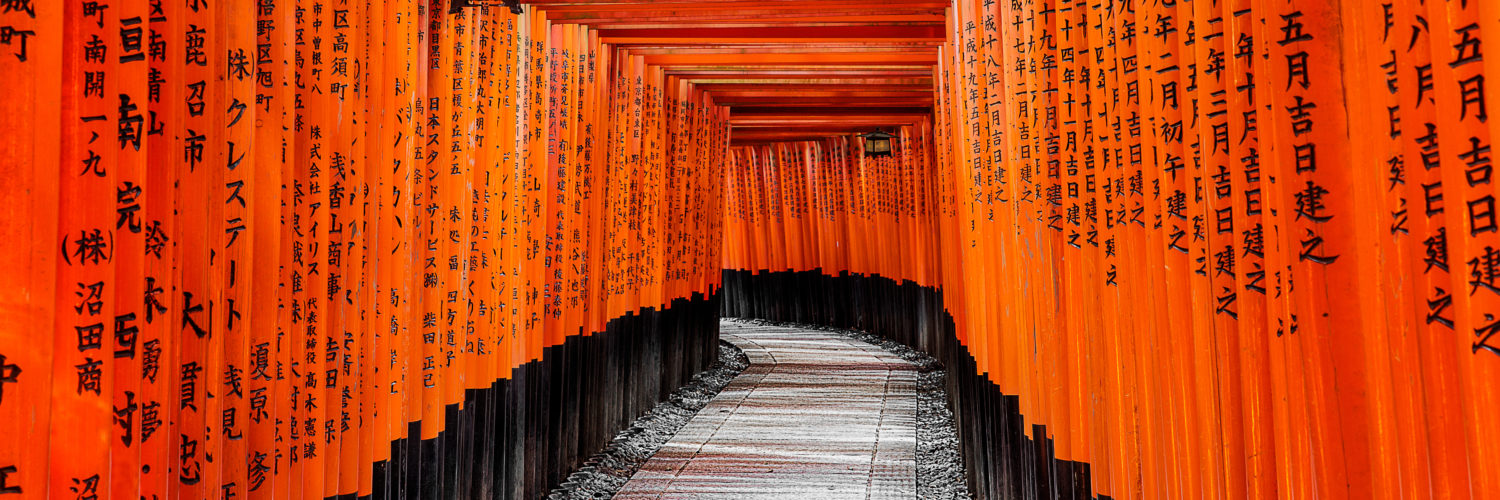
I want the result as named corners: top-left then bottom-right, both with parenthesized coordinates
top-left (450, 0), bottom-right (524, 14)
top-left (859, 129), bottom-right (896, 158)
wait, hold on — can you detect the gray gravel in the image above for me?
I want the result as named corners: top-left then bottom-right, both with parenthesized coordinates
top-left (546, 318), bottom-right (971, 499)
top-left (546, 340), bottom-right (751, 500)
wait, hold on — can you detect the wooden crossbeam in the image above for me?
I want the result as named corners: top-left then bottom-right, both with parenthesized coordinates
top-left (531, 0), bottom-right (941, 139)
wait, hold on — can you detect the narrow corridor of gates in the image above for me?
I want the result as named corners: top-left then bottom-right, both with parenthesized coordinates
top-left (2, 0), bottom-right (1500, 498)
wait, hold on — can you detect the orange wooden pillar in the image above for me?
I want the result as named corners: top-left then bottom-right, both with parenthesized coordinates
top-left (0, 0), bottom-right (62, 497)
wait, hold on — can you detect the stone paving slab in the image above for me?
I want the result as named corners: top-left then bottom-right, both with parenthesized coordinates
top-left (615, 321), bottom-right (918, 499)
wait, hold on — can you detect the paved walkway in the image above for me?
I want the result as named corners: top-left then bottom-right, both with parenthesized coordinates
top-left (616, 320), bottom-right (919, 500)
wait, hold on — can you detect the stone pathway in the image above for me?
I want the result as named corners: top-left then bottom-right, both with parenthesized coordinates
top-left (615, 320), bottom-right (919, 500)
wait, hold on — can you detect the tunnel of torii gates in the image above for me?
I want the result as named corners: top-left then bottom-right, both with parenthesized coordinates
top-left (5, 0), bottom-right (1500, 498)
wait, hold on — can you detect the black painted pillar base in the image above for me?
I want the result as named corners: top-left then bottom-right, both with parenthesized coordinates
top-left (358, 291), bottom-right (721, 500)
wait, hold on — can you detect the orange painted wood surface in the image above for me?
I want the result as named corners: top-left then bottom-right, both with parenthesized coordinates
top-left (4, 0), bottom-right (1500, 498)
top-left (720, 1), bottom-right (1500, 499)
top-left (0, 2), bottom-right (729, 497)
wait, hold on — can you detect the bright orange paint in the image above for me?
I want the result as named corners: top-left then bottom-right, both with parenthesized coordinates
top-left (4, 1), bottom-right (1500, 499)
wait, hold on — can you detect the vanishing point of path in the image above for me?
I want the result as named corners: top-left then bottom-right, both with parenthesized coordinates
top-left (615, 320), bottom-right (919, 499)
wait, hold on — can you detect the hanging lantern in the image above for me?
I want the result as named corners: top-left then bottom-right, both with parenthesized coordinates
top-left (450, 0), bottom-right (524, 14)
top-left (859, 129), bottom-right (896, 158)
